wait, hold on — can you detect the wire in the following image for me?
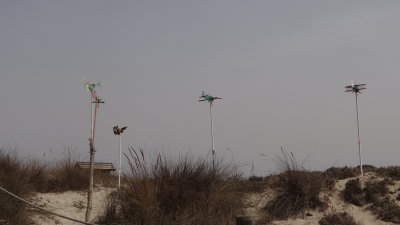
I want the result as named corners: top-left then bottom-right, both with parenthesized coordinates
top-left (0, 186), bottom-right (99, 225)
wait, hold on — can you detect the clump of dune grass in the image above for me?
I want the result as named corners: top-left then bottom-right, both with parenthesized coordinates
top-left (368, 197), bottom-right (400, 223)
top-left (263, 150), bottom-right (326, 220)
top-left (97, 148), bottom-right (242, 225)
top-left (46, 147), bottom-right (116, 192)
top-left (45, 148), bottom-right (90, 192)
top-left (0, 147), bottom-right (46, 225)
top-left (319, 212), bottom-right (360, 225)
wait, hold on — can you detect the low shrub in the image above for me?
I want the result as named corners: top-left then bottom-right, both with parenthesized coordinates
top-left (361, 164), bottom-right (377, 173)
top-left (319, 212), bottom-right (360, 225)
top-left (343, 178), bottom-right (390, 207)
top-left (376, 166), bottom-right (400, 180)
top-left (97, 148), bottom-right (242, 225)
top-left (368, 197), bottom-right (400, 223)
top-left (342, 179), bottom-right (365, 206)
top-left (363, 180), bottom-right (389, 204)
top-left (324, 167), bottom-right (356, 180)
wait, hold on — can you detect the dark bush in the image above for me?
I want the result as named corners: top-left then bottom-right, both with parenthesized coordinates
top-left (342, 179), bottom-right (365, 206)
top-left (376, 166), bottom-right (400, 180)
top-left (324, 167), bottom-right (356, 180)
top-left (363, 180), bottom-right (389, 204)
top-left (360, 164), bottom-right (377, 173)
top-left (319, 212), bottom-right (360, 225)
top-left (368, 197), bottom-right (400, 223)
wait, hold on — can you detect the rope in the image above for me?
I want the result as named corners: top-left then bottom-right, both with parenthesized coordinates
top-left (0, 186), bottom-right (99, 225)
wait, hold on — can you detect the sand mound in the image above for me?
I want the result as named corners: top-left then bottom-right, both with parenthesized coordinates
top-left (243, 172), bottom-right (400, 225)
top-left (29, 187), bottom-right (114, 225)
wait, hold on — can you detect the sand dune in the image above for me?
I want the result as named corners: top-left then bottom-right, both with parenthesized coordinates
top-left (29, 187), bottom-right (113, 225)
top-left (243, 172), bottom-right (400, 225)
top-left (28, 172), bottom-right (400, 225)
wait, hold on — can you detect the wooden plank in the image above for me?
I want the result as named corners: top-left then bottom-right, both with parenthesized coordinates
top-left (75, 162), bottom-right (116, 171)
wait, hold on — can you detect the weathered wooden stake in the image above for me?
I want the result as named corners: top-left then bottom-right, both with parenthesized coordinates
top-left (85, 139), bottom-right (95, 222)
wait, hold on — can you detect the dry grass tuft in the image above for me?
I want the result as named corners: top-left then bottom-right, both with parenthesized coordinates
top-left (263, 150), bottom-right (326, 220)
top-left (0, 147), bottom-right (45, 225)
top-left (97, 148), bottom-right (242, 225)
top-left (45, 148), bottom-right (89, 192)
top-left (45, 148), bottom-right (116, 192)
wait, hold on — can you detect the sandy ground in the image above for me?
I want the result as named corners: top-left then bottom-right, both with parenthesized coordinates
top-left (29, 187), bottom-right (114, 225)
top-left (243, 172), bottom-right (400, 225)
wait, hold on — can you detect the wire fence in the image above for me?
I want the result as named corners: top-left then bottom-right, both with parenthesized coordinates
top-left (0, 186), bottom-right (99, 225)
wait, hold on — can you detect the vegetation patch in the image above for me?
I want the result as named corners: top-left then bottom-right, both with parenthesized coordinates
top-left (376, 166), bottom-right (400, 180)
top-left (342, 178), bottom-right (390, 207)
top-left (0, 148), bottom-right (45, 225)
top-left (239, 176), bottom-right (270, 193)
top-left (263, 151), bottom-right (326, 220)
top-left (319, 212), bottom-right (360, 225)
top-left (363, 179), bottom-right (389, 204)
top-left (97, 148), bottom-right (242, 225)
top-left (368, 197), bottom-right (400, 223)
top-left (324, 167), bottom-right (357, 180)
top-left (342, 179), bottom-right (365, 206)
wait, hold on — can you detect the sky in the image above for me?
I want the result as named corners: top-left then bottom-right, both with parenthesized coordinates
top-left (1, 1), bottom-right (400, 175)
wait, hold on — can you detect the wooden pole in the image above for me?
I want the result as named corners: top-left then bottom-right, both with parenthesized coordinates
top-left (85, 100), bottom-right (98, 222)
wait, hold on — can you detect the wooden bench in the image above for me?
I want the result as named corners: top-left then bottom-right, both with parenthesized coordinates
top-left (75, 162), bottom-right (116, 173)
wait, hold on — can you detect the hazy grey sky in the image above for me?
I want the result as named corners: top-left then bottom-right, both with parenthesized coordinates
top-left (1, 1), bottom-right (400, 175)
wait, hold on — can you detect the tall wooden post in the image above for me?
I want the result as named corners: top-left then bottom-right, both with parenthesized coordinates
top-left (86, 97), bottom-right (101, 222)
top-left (85, 138), bottom-right (95, 222)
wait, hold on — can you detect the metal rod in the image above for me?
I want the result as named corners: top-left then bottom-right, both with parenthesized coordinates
top-left (118, 134), bottom-right (122, 188)
top-left (355, 93), bottom-right (363, 177)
